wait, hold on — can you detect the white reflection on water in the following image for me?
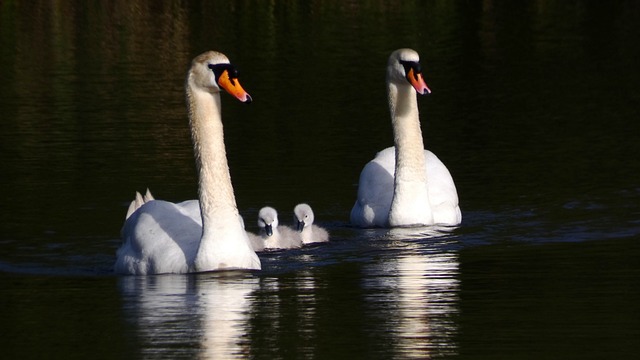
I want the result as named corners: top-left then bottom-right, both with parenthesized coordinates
top-left (367, 227), bottom-right (460, 358)
top-left (198, 275), bottom-right (259, 358)
top-left (252, 270), bottom-right (319, 356)
top-left (292, 269), bottom-right (319, 347)
top-left (117, 227), bottom-right (460, 358)
top-left (119, 273), bottom-right (258, 359)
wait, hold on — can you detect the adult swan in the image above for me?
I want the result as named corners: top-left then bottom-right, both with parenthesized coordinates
top-left (114, 51), bottom-right (261, 274)
top-left (350, 49), bottom-right (461, 228)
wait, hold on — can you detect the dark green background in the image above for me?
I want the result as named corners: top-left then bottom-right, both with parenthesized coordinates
top-left (1, 1), bottom-right (639, 358)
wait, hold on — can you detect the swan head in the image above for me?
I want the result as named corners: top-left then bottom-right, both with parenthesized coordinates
top-left (189, 51), bottom-right (252, 103)
top-left (293, 203), bottom-right (315, 232)
top-left (258, 206), bottom-right (279, 237)
top-left (387, 48), bottom-right (431, 95)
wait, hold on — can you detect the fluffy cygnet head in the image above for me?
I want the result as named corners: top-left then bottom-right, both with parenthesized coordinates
top-left (258, 206), bottom-right (279, 236)
top-left (293, 203), bottom-right (315, 232)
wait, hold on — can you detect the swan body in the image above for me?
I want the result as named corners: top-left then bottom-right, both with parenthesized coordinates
top-left (293, 203), bottom-right (329, 244)
top-left (257, 207), bottom-right (302, 250)
top-left (115, 51), bottom-right (260, 274)
top-left (238, 214), bottom-right (265, 252)
top-left (350, 48), bottom-right (461, 228)
top-left (247, 231), bottom-right (265, 252)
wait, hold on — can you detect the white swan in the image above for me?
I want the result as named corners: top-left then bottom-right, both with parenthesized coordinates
top-left (350, 48), bottom-right (461, 228)
top-left (293, 203), bottom-right (329, 244)
top-left (114, 51), bottom-right (261, 274)
top-left (257, 206), bottom-right (302, 250)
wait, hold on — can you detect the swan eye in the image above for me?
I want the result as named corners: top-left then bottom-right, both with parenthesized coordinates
top-left (399, 60), bottom-right (422, 78)
top-left (208, 63), bottom-right (239, 85)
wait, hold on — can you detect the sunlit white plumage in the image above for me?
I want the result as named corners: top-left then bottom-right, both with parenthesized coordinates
top-left (350, 48), bottom-right (461, 228)
top-left (246, 231), bottom-right (265, 252)
top-left (125, 188), bottom-right (155, 219)
top-left (114, 51), bottom-right (260, 274)
top-left (239, 214), bottom-right (265, 252)
top-left (257, 206), bottom-right (302, 250)
top-left (293, 203), bottom-right (329, 244)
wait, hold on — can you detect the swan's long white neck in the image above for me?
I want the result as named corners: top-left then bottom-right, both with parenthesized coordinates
top-left (387, 80), bottom-right (433, 226)
top-left (185, 76), bottom-right (245, 269)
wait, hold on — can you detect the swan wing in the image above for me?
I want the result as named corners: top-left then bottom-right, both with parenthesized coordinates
top-left (350, 147), bottom-right (395, 227)
top-left (116, 200), bottom-right (202, 274)
top-left (424, 151), bottom-right (462, 225)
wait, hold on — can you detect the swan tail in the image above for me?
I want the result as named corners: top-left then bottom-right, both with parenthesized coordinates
top-left (143, 188), bottom-right (155, 202)
top-left (125, 189), bottom-right (155, 220)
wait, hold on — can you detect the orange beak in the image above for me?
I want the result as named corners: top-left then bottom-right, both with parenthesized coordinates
top-left (407, 68), bottom-right (431, 95)
top-left (217, 70), bottom-right (252, 103)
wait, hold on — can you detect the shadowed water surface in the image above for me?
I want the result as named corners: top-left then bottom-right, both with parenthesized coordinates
top-left (1, 0), bottom-right (639, 358)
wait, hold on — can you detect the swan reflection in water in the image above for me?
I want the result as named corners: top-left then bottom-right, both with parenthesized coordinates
top-left (119, 273), bottom-right (258, 359)
top-left (364, 226), bottom-right (460, 358)
top-left (118, 227), bottom-right (459, 358)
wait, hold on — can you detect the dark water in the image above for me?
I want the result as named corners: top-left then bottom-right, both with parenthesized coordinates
top-left (1, 1), bottom-right (639, 358)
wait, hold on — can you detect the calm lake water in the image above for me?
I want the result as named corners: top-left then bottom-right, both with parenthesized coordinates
top-left (1, 0), bottom-right (639, 358)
